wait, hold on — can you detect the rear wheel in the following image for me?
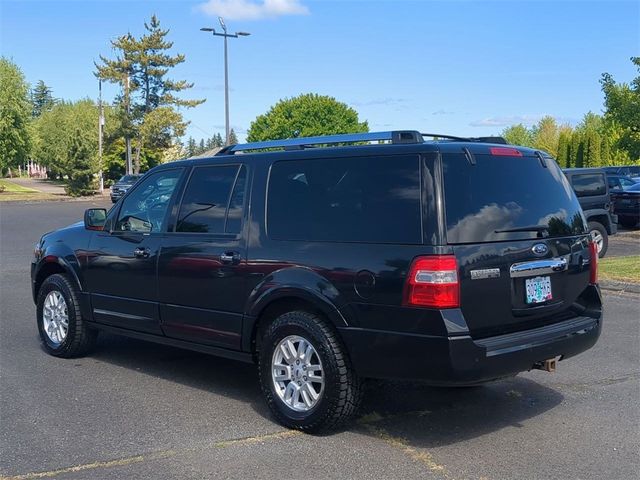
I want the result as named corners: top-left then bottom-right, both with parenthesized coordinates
top-left (258, 310), bottom-right (362, 432)
top-left (588, 221), bottom-right (608, 258)
top-left (37, 274), bottom-right (97, 358)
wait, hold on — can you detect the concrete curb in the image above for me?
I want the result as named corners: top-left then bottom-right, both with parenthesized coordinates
top-left (600, 280), bottom-right (640, 295)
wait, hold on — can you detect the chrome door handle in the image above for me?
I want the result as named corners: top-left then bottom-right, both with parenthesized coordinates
top-left (220, 252), bottom-right (240, 264)
top-left (510, 257), bottom-right (568, 278)
top-left (133, 247), bottom-right (150, 259)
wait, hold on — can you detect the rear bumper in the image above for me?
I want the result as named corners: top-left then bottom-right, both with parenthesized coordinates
top-left (339, 290), bottom-right (602, 384)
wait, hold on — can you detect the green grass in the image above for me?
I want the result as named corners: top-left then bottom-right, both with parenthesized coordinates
top-left (0, 179), bottom-right (39, 193)
top-left (599, 255), bottom-right (640, 283)
top-left (0, 179), bottom-right (60, 202)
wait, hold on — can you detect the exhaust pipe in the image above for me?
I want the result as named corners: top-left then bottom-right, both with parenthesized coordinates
top-left (533, 358), bottom-right (558, 373)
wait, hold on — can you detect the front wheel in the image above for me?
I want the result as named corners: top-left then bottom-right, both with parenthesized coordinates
top-left (36, 274), bottom-right (97, 357)
top-left (258, 310), bottom-right (362, 432)
top-left (588, 221), bottom-right (608, 258)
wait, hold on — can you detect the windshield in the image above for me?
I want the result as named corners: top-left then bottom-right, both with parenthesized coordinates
top-left (442, 153), bottom-right (586, 243)
top-left (119, 175), bottom-right (140, 183)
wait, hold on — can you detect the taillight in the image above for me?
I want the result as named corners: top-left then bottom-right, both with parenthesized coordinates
top-left (489, 147), bottom-right (523, 157)
top-left (589, 241), bottom-right (598, 284)
top-left (403, 255), bottom-right (460, 308)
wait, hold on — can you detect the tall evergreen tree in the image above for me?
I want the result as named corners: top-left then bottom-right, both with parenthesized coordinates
top-left (601, 138), bottom-right (611, 166)
top-left (198, 138), bottom-right (205, 153)
top-left (30, 80), bottom-right (56, 117)
top-left (228, 128), bottom-right (239, 145)
top-left (186, 137), bottom-right (197, 157)
top-left (570, 131), bottom-right (584, 167)
top-left (95, 15), bottom-right (204, 174)
top-left (213, 132), bottom-right (223, 147)
top-left (65, 127), bottom-right (95, 196)
top-left (557, 130), bottom-right (571, 167)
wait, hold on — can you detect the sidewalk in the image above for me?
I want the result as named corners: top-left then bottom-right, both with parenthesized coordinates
top-left (7, 177), bottom-right (67, 195)
top-left (600, 279), bottom-right (640, 295)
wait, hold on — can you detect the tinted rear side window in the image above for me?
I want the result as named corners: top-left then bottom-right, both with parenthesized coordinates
top-left (442, 154), bottom-right (586, 243)
top-left (268, 155), bottom-right (422, 243)
top-left (571, 173), bottom-right (606, 197)
top-left (176, 165), bottom-right (239, 233)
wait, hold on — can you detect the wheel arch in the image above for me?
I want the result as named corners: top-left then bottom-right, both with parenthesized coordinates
top-left (243, 292), bottom-right (348, 357)
top-left (33, 255), bottom-right (83, 302)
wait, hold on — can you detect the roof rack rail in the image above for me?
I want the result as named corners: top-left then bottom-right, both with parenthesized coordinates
top-left (421, 132), bottom-right (471, 141)
top-left (471, 136), bottom-right (508, 145)
top-left (216, 130), bottom-right (424, 155)
top-left (421, 133), bottom-right (508, 144)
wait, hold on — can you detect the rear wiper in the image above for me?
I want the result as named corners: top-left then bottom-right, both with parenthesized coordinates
top-left (495, 225), bottom-right (549, 237)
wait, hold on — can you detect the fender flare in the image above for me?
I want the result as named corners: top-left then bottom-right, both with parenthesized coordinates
top-left (241, 267), bottom-right (350, 352)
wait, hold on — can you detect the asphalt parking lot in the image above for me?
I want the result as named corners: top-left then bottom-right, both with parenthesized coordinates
top-left (1, 200), bottom-right (639, 480)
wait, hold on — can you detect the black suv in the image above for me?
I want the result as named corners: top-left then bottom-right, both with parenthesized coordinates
top-left (110, 174), bottom-right (142, 203)
top-left (32, 131), bottom-right (602, 431)
top-left (563, 168), bottom-right (617, 257)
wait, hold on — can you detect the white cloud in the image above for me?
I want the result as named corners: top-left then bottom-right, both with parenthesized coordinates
top-left (469, 114), bottom-right (579, 128)
top-left (469, 115), bottom-right (544, 128)
top-left (197, 0), bottom-right (309, 20)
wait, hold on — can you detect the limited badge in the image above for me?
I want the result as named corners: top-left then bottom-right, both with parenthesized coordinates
top-left (470, 268), bottom-right (501, 280)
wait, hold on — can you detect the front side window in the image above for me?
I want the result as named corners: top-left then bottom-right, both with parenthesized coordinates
top-left (267, 155), bottom-right (422, 243)
top-left (176, 165), bottom-right (245, 234)
top-left (114, 169), bottom-right (183, 233)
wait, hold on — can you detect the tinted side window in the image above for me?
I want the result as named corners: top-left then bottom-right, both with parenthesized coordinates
top-left (572, 173), bottom-right (606, 197)
top-left (115, 169), bottom-right (182, 233)
top-left (177, 165), bottom-right (239, 233)
top-left (225, 165), bottom-right (247, 234)
top-left (267, 155), bottom-right (422, 243)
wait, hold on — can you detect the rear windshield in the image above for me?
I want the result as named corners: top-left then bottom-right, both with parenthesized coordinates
top-left (571, 173), bottom-right (606, 197)
top-left (442, 153), bottom-right (586, 244)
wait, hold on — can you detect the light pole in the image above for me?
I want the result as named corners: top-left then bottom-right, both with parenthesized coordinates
top-left (201, 17), bottom-right (250, 146)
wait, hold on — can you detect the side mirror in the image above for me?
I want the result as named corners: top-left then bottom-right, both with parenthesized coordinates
top-left (84, 208), bottom-right (107, 231)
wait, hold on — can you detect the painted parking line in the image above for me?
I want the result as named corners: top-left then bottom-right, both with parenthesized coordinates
top-left (0, 430), bottom-right (300, 480)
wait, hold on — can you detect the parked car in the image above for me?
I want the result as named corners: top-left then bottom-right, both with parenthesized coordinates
top-left (32, 131), bottom-right (602, 431)
top-left (563, 168), bottom-right (617, 257)
top-left (110, 174), bottom-right (142, 203)
top-left (602, 165), bottom-right (640, 181)
top-left (611, 182), bottom-right (640, 228)
top-left (607, 174), bottom-right (639, 192)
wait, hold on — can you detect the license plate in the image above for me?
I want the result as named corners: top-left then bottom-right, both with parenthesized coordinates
top-left (525, 276), bottom-right (552, 304)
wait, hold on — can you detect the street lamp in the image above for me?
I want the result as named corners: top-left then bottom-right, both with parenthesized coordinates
top-left (200, 17), bottom-right (251, 146)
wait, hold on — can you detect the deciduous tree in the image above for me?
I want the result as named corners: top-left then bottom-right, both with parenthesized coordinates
top-left (0, 58), bottom-right (31, 174)
top-left (247, 93), bottom-right (368, 142)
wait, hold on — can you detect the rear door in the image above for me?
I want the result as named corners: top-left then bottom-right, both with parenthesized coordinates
top-left (157, 164), bottom-right (249, 350)
top-left (441, 151), bottom-right (592, 338)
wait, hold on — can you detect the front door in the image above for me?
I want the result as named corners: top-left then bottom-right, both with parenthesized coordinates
top-left (157, 164), bottom-right (249, 350)
top-left (85, 168), bottom-right (184, 334)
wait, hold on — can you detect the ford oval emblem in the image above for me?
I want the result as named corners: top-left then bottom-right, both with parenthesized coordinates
top-left (532, 243), bottom-right (549, 256)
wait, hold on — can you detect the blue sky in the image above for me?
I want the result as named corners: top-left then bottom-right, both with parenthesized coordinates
top-left (1, 0), bottom-right (639, 143)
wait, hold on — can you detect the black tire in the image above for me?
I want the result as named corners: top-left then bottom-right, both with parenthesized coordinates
top-left (36, 273), bottom-right (97, 358)
top-left (587, 221), bottom-right (608, 258)
top-left (258, 310), bottom-right (363, 432)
